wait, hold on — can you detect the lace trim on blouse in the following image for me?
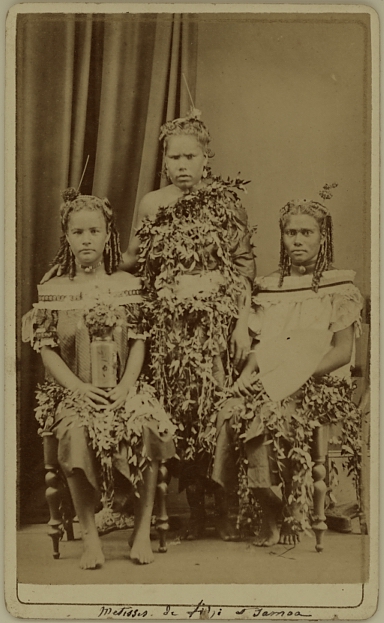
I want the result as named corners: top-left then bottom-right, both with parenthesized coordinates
top-left (34, 277), bottom-right (143, 311)
top-left (22, 275), bottom-right (148, 351)
top-left (251, 270), bottom-right (364, 337)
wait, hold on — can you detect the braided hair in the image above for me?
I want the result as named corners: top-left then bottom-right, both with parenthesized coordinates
top-left (159, 107), bottom-right (213, 157)
top-left (51, 189), bottom-right (122, 279)
top-left (278, 199), bottom-right (334, 293)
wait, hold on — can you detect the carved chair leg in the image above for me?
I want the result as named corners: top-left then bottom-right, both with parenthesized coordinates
top-left (312, 426), bottom-right (328, 552)
top-left (359, 390), bottom-right (370, 535)
top-left (42, 432), bottom-right (64, 559)
top-left (156, 461), bottom-right (169, 553)
top-left (60, 474), bottom-right (75, 541)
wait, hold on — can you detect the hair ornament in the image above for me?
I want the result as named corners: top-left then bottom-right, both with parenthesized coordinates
top-left (60, 155), bottom-right (90, 204)
top-left (61, 187), bottom-right (80, 203)
top-left (158, 106), bottom-right (208, 142)
top-left (159, 74), bottom-right (211, 147)
top-left (186, 107), bottom-right (202, 120)
top-left (319, 182), bottom-right (338, 201)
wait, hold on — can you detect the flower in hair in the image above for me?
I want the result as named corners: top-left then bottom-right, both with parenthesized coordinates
top-left (61, 187), bottom-right (80, 203)
top-left (319, 183), bottom-right (338, 201)
top-left (159, 107), bottom-right (208, 142)
top-left (185, 107), bottom-right (202, 120)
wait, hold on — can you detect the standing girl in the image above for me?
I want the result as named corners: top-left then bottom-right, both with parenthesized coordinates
top-left (123, 108), bottom-right (256, 539)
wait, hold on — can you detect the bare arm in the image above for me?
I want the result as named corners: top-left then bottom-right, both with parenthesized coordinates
top-left (41, 346), bottom-right (109, 407)
top-left (107, 339), bottom-right (146, 410)
top-left (230, 277), bottom-right (252, 369)
top-left (120, 194), bottom-right (156, 273)
top-left (233, 348), bottom-right (259, 396)
top-left (121, 235), bottom-right (141, 272)
top-left (313, 325), bottom-right (354, 378)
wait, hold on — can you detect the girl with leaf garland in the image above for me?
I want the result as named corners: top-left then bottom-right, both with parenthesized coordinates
top-left (121, 108), bottom-right (256, 540)
top-left (211, 186), bottom-right (364, 548)
top-left (22, 191), bottom-right (176, 568)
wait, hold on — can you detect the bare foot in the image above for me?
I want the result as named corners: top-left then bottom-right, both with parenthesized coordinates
top-left (253, 521), bottom-right (280, 547)
top-left (130, 535), bottom-right (154, 565)
top-left (128, 529), bottom-right (136, 548)
top-left (278, 522), bottom-right (301, 546)
top-left (252, 505), bottom-right (280, 547)
top-left (183, 515), bottom-right (205, 541)
top-left (216, 516), bottom-right (240, 542)
top-left (80, 535), bottom-right (105, 569)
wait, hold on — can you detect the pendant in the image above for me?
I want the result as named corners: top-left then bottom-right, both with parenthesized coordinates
top-left (91, 337), bottom-right (117, 388)
top-left (75, 259), bottom-right (103, 273)
top-left (298, 265), bottom-right (306, 274)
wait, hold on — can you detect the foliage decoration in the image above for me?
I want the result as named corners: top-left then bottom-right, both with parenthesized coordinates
top-left (209, 374), bottom-right (362, 537)
top-left (61, 187), bottom-right (80, 203)
top-left (135, 176), bottom-right (254, 461)
top-left (319, 182), bottom-right (338, 201)
top-left (83, 292), bottom-right (124, 339)
top-left (35, 379), bottom-right (175, 502)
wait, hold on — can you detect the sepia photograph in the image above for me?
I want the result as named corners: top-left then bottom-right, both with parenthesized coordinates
top-left (4, 3), bottom-right (379, 620)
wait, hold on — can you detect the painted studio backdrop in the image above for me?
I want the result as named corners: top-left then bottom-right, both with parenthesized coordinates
top-left (17, 12), bottom-right (371, 524)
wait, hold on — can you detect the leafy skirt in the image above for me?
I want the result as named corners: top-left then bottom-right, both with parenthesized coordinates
top-left (146, 282), bottom-right (238, 488)
top-left (210, 376), bottom-right (362, 532)
top-left (35, 380), bottom-right (176, 501)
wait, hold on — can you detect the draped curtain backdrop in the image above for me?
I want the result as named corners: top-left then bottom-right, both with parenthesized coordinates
top-left (17, 13), bottom-right (198, 523)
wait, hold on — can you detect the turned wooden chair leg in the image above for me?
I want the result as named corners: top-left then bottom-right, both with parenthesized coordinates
top-left (42, 432), bottom-right (64, 559)
top-left (312, 426), bottom-right (328, 552)
top-left (60, 481), bottom-right (75, 542)
top-left (359, 389), bottom-right (370, 536)
top-left (156, 461), bottom-right (169, 553)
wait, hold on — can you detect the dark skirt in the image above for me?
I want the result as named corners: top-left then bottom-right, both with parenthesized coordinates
top-left (211, 396), bottom-right (294, 494)
top-left (53, 406), bottom-right (176, 493)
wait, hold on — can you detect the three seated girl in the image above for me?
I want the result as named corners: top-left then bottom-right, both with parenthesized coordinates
top-left (23, 167), bottom-right (363, 566)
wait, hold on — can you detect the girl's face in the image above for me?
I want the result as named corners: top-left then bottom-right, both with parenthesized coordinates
top-left (66, 208), bottom-right (110, 267)
top-left (283, 213), bottom-right (323, 265)
top-left (164, 134), bottom-right (207, 191)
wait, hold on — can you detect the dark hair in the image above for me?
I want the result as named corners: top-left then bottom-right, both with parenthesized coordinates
top-left (51, 192), bottom-right (122, 279)
top-left (159, 109), bottom-right (213, 157)
top-left (278, 200), bottom-right (334, 292)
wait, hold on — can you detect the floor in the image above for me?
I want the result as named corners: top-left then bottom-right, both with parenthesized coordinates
top-left (17, 518), bottom-right (369, 586)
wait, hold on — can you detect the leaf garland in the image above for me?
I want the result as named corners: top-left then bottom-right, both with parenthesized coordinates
top-left (209, 375), bottom-right (362, 536)
top-left (136, 175), bottom-right (251, 293)
top-left (83, 294), bottom-right (125, 339)
top-left (135, 176), bottom-right (251, 461)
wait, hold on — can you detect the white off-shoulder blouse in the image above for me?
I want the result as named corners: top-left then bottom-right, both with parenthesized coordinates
top-left (249, 270), bottom-right (364, 401)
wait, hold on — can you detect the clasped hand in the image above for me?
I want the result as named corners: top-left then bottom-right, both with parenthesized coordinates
top-left (76, 382), bottom-right (130, 411)
top-left (232, 368), bottom-right (259, 397)
top-left (230, 323), bottom-right (251, 369)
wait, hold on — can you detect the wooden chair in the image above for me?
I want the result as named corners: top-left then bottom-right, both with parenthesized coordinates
top-left (311, 321), bottom-right (370, 552)
top-left (41, 432), bottom-right (169, 559)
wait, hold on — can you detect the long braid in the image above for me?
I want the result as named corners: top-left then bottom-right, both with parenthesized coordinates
top-left (326, 214), bottom-right (334, 264)
top-left (51, 235), bottom-right (67, 267)
top-left (69, 248), bottom-right (76, 280)
top-left (312, 240), bottom-right (327, 292)
top-left (312, 215), bottom-right (334, 292)
top-left (104, 228), bottom-right (122, 275)
top-left (278, 234), bottom-right (291, 287)
top-left (50, 235), bottom-right (72, 277)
